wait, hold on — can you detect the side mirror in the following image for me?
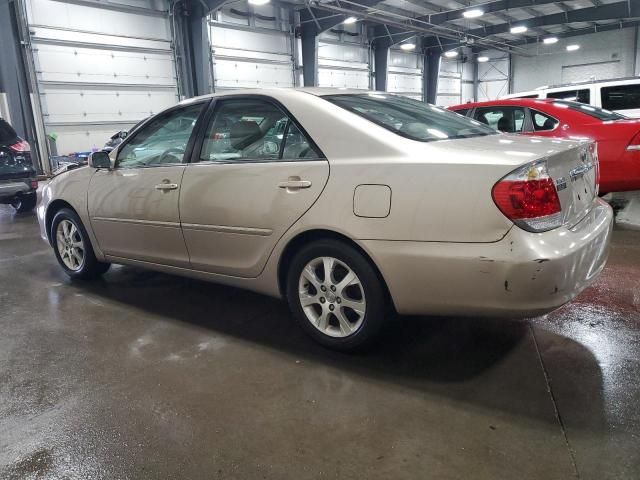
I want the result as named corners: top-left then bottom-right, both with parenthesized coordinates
top-left (89, 151), bottom-right (112, 169)
top-left (118, 130), bottom-right (128, 139)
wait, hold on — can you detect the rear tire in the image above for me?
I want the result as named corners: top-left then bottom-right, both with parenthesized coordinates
top-left (286, 239), bottom-right (387, 351)
top-left (11, 192), bottom-right (37, 213)
top-left (51, 208), bottom-right (111, 280)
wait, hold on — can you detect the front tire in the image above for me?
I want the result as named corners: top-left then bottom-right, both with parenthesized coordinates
top-left (51, 208), bottom-right (110, 279)
top-left (11, 192), bottom-right (37, 213)
top-left (286, 239), bottom-right (387, 351)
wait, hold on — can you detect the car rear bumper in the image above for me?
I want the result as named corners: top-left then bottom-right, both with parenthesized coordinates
top-left (0, 178), bottom-right (36, 202)
top-left (362, 199), bottom-right (613, 317)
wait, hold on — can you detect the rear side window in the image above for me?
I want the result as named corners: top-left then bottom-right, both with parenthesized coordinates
top-left (546, 89), bottom-right (590, 104)
top-left (474, 107), bottom-right (525, 133)
top-left (531, 110), bottom-right (559, 131)
top-left (0, 119), bottom-right (18, 143)
top-left (324, 94), bottom-right (496, 142)
top-left (601, 84), bottom-right (640, 111)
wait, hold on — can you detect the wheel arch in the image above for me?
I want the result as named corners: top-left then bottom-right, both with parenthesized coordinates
top-left (45, 199), bottom-right (77, 246)
top-left (276, 229), bottom-right (395, 311)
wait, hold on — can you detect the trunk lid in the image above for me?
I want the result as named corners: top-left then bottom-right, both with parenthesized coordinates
top-left (545, 142), bottom-right (598, 227)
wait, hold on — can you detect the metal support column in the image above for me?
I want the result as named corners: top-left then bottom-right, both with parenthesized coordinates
top-left (186, 0), bottom-right (212, 96)
top-left (300, 24), bottom-right (318, 87)
top-left (0, 0), bottom-right (45, 173)
top-left (423, 50), bottom-right (440, 104)
top-left (374, 46), bottom-right (388, 91)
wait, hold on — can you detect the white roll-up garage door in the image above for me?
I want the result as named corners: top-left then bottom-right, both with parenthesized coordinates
top-left (387, 50), bottom-right (422, 100)
top-left (210, 5), bottom-right (294, 91)
top-left (437, 58), bottom-right (462, 107)
top-left (24, 0), bottom-right (179, 158)
top-left (318, 30), bottom-right (370, 90)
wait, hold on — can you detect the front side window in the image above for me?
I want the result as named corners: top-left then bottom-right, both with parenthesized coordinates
top-left (546, 89), bottom-right (590, 104)
top-left (117, 103), bottom-right (204, 168)
top-left (475, 107), bottom-right (525, 133)
top-left (453, 108), bottom-right (470, 116)
top-left (323, 94), bottom-right (495, 142)
top-left (601, 84), bottom-right (640, 111)
top-left (531, 110), bottom-right (559, 131)
top-left (199, 99), bottom-right (321, 162)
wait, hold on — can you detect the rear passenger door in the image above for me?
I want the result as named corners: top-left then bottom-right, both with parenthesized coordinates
top-left (179, 97), bottom-right (329, 277)
top-left (473, 106), bottom-right (527, 133)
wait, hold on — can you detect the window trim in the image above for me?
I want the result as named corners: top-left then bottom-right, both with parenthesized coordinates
top-left (190, 94), bottom-right (327, 165)
top-left (114, 99), bottom-right (211, 170)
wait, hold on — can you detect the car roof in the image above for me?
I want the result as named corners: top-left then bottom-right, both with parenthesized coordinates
top-left (180, 87), bottom-right (369, 105)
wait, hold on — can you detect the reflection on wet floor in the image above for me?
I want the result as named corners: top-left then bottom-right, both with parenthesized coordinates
top-left (1, 206), bottom-right (639, 479)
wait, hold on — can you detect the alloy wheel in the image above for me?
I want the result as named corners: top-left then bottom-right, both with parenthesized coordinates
top-left (56, 219), bottom-right (85, 271)
top-left (298, 256), bottom-right (366, 338)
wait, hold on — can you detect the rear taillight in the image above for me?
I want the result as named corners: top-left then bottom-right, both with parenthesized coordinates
top-left (492, 160), bottom-right (563, 232)
top-left (626, 131), bottom-right (640, 151)
top-left (9, 140), bottom-right (30, 153)
top-left (31, 180), bottom-right (38, 189)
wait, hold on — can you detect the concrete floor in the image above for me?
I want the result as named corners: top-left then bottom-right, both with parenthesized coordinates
top-left (1, 205), bottom-right (639, 480)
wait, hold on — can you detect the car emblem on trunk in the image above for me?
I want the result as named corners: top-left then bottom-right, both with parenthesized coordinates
top-left (555, 177), bottom-right (567, 191)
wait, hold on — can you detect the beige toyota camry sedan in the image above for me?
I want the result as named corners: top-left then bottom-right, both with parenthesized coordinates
top-left (38, 88), bottom-right (613, 350)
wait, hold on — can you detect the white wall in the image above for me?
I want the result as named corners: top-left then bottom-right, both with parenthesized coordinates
top-left (512, 28), bottom-right (638, 93)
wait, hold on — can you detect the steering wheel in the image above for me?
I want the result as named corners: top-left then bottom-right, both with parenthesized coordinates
top-left (154, 148), bottom-right (184, 165)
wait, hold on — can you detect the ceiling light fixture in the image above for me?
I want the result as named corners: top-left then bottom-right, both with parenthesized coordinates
top-left (566, 44), bottom-right (580, 51)
top-left (510, 25), bottom-right (528, 34)
top-left (477, 56), bottom-right (489, 63)
top-left (400, 43), bottom-right (416, 51)
top-left (343, 16), bottom-right (357, 24)
top-left (463, 9), bottom-right (484, 18)
top-left (248, 0), bottom-right (270, 5)
top-left (443, 50), bottom-right (459, 58)
top-left (543, 37), bottom-right (559, 44)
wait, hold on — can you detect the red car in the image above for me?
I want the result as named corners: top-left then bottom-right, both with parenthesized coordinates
top-left (449, 98), bottom-right (640, 193)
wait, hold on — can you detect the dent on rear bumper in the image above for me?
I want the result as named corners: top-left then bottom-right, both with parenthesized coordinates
top-left (362, 199), bottom-right (613, 317)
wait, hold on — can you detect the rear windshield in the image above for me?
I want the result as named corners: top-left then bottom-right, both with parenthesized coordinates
top-left (0, 119), bottom-right (18, 143)
top-left (323, 94), bottom-right (496, 142)
top-left (551, 100), bottom-right (626, 121)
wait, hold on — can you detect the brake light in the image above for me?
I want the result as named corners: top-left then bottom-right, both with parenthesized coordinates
top-left (31, 180), bottom-right (39, 189)
top-left (626, 131), bottom-right (640, 151)
top-left (492, 160), bottom-right (563, 232)
top-left (9, 140), bottom-right (30, 153)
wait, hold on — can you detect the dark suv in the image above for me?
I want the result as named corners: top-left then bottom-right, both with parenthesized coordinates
top-left (0, 118), bottom-right (37, 213)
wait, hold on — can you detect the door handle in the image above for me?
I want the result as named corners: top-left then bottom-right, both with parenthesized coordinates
top-left (155, 182), bottom-right (178, 191)
top-left (278, 179), bottom-right (312, 189)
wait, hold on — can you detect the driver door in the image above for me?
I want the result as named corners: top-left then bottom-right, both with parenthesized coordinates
top-left (88, 101), bottom-right (207, 267)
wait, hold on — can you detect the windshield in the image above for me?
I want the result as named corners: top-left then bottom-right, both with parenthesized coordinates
top-left (551, 100), bottom-right (627, 121)
top-left (323, 94), bottom-right (497, 142)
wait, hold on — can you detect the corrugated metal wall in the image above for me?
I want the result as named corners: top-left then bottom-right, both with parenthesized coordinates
top-left (25, 0), bottom-right (179, 157)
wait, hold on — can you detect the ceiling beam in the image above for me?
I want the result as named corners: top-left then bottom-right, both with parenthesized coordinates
top-left (425, 0), bottom-right (568, 26)
top-left (424, 0), bottom-right (639, 46)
